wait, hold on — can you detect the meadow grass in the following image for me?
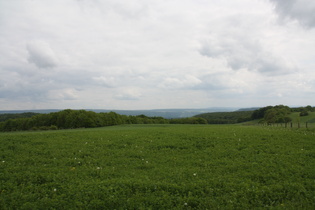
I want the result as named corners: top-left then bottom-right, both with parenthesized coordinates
top-left (0, 124), bottom-right (314, 209)
top-left (289, 111), bottom-right (315, 123)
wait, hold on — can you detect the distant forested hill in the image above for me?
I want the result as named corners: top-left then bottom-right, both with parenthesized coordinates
top-left (197, 105), bottom-right (315, 124)
top-left (194, 111), bottom-right (254, 124)
top-left (0, 109), bottom-right (208, 132)
top-left (0, 108), bottom-right (237, 119)
top-left (251, 105), bottom-right (315, 124)
top-left (0, 112), bottom-right (39, 122)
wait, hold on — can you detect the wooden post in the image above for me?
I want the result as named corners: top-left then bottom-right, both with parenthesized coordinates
top-left (306, 122), bottom-right (308, 128)
top-left (298, 123), bottom-right (300, 128)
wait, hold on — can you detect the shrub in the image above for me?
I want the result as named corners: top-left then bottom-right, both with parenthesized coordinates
top-left (300, 110), bottom-right (309, 116)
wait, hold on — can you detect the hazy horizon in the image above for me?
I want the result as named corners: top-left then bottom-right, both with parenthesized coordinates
top-left (1, 105), bottom-right (313, 112)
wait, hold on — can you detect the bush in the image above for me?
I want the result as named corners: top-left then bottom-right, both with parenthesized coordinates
top-left (300, 110), bottom-right (309, 116)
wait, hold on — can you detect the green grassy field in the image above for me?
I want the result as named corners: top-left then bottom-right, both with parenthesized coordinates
top-left (1, 124), bottom-right (315, 209)
top-left (289, 111), bottom-right (315, 123)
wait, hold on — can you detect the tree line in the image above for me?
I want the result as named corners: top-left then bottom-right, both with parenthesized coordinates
top-left (194, 111), bottom-right (253, 124)
top-left (195, 105), bottom-right (314, 124)
top-left (0, 109), bottom-right (206, 132)
top-left (251, 105), bottom-right (314, 124)
top-left (0, 112), bottom-right (38, 122)
top-left (1, 105), bottom-right (313, 131)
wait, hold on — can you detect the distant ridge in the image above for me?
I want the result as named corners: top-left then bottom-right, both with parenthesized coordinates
top-left (237, 107), bottom-right (260, 111)
top-left (0, 109), bottom-right (60, 114)
top-left (0, 108), bottom-right (238, 119)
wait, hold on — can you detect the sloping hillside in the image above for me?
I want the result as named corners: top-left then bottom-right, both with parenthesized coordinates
top-left (289, 112), bottom-right (315, 123)
top-left (195, 111), bottom-right (253, 124)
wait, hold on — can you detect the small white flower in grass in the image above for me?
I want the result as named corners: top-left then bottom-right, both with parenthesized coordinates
top-left (96, 167), bottom-right (101, 170)
top-left (146, 161), bottom-right (149, 163)
top-left (53, 188), bottom-right (57, 192)
top-left (193, 173), bottom-right (197, 176)
top-left (184, 203), bottom-right (188, 206)
top-left (2, 161), bottom-right (5, 163)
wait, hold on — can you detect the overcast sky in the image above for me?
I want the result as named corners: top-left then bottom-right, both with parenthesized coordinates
top-left (0, 0), bottom-right (314, 110)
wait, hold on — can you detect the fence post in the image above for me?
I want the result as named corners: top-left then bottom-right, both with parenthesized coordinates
top-left (306, 122), bottom-right (308, 128)
top-left (298, 123), bottom-right (300, 128)
top-left (291, 123), bottom-right (293, 128)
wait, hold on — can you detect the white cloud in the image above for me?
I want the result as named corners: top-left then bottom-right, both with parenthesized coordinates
top-left (198, 13), bottom-right (296, 75)
top-left (26, 41), bottom-right (58, 68)
top-left (93, 76), bottom-right (117, 88)
top-left (114, 88), bottom-right (142, 100)
top-left (159, 75), bottom-right (202, 89)
top-left (0, 0), bottom-right (314, 110)
top-left (48, 88), bottom-right (78, 100)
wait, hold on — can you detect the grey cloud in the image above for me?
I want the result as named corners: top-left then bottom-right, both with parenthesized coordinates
top-left (110, 1), bottom-right (149, 19)
top-left (158, 75), bottom-right (202, 89)
top-left (0, 66), bottom-right (85, 102)
top-left (194, 72), bottom-right (243, 92)
top-left (269, 0), bottom-right (315, 28)
top-left (75, 0), bottom-right (149, 20)
top-left (0, 77), bottom-right (79, 102)
top-left (93, 76), bottom-right (117, 88)
top-left (0, 0), bottom-right (314, 109)
top-left (199, 25), bottom-right (295, 75)
top-left (114, 88), bottom-right (142, 100)
top-left (0, 79), bottom-right (47, 100)
top-left (27, 41), bottom-right (58, 68)
top-left (114, 94), bottom-right (139, 101)
top-left (196, 73), bottom-right (228, 91)
top-left (48, 88), bottom-right (78, 100)
top-left (92, 71), bottom-right (154, 89)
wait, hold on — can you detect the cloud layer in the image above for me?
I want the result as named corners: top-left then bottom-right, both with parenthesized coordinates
top-left (27, 41), bottom-right (58, 68)
top-left (270, 0), bottom-right (315, 28)
top-left (0, 0), bottom-right (314, 110)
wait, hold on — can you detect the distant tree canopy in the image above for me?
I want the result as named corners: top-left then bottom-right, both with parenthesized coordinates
top-left (291, 105), bottom-right (315, 112)
top-left (0, 109), bottom-right (206, 132)
top-left (264, 107), bottom-right (291, 123)
top-left (251, 106), bottom-right (274, 120)
top-left (1, 105), bottom-right (313, 131)
top-left (292, 105), bottom-right (314, 117)
top-left (252, 105), bottom-right (314, 124)
top-left (0, 112), bottom-right (39, 122)
top-left (252, 105), bottom-right (291, 124)
top-left (169, 117), bottom-right (207, 124)
top-left (194, 111), bottom-right (253, 124)
top-left (299, 110), bottom-right (309, 117)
